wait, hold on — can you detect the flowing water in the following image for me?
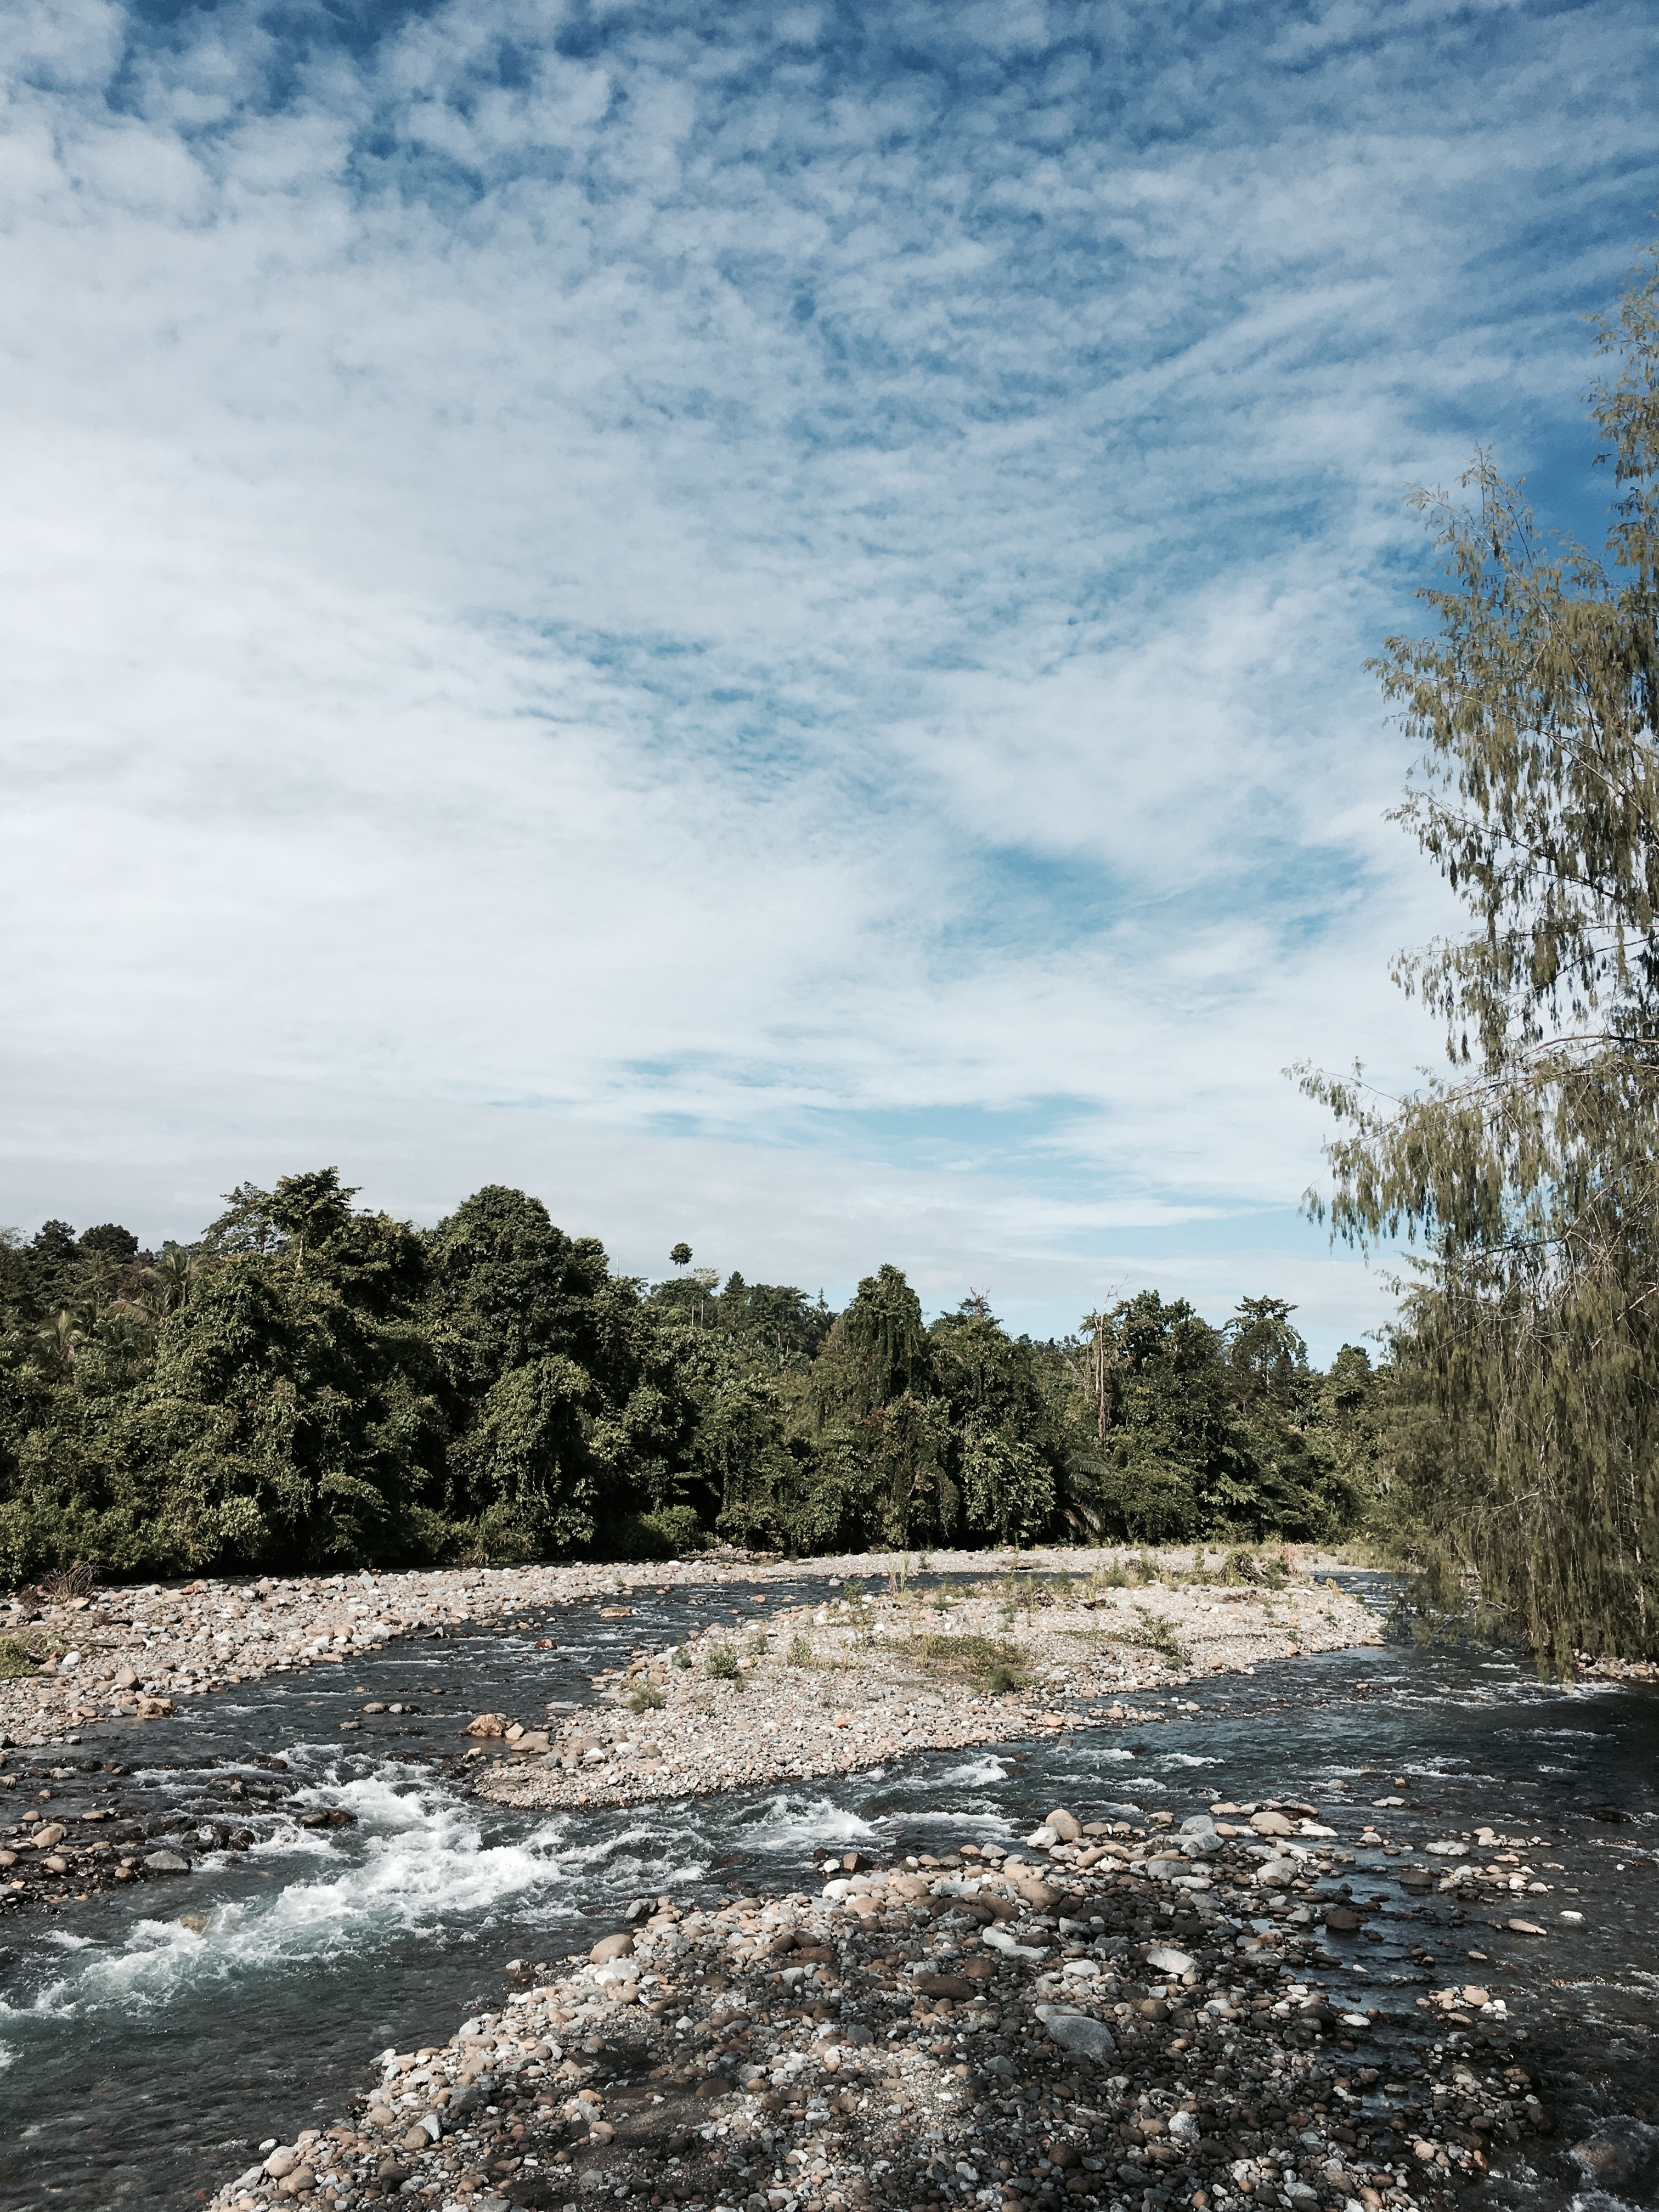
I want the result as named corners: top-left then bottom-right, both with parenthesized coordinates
top-left (0, 1573), bottom-right (1653, 2211)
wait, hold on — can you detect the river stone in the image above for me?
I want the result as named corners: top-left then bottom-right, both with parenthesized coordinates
top-left (277, 2168), bottom-right (315, 2197)
top-left (1043, 2013), bottom-right (1118, 2058)
top-left (1144, 1945), bottom-right (1195, 1977)
top-left (1250, 1810), bottom-right (1294, 1836)
top-left (264, 2148), bottom-right (300, 2177)
top-left (1256, 1857), bottom-right (1297, 1888)
top-left (144, 1850), bottom-right (191, 1875)
top-left (1013, 1877), bottom-right (1063, 1910)
top-left (1046, 1808), bottom-right (1082, 1842)
top-left (1572, 2137), bottom-right (1634, 2182)
top-left (1507, 1918), bottom-right (1546, 1937)
top-left (914, 1973), bottom-right (976, 2000)
top-left (1323, 1905), bottom-right (1363, 1932)
top-left (590, 1932), bottom-right (635, 1963)
top-left (31, 1825), bottom-right (67, 1850)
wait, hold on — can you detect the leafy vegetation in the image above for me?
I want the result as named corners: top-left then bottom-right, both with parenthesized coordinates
top-left (0, 1169), bottom-right (1380, 1584)
top-left (1304, 238), bottom-right (1659, 1664)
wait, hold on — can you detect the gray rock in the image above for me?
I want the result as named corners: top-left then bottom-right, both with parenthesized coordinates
top-left (1144, 1945), bottom-right (1195, 1976)
top-left (143, 1850), bottom-right (192, 1875)
top-left (1043, 2013), bottom-right (1118, 2058)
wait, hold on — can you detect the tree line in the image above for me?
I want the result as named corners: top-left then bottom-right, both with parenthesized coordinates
top-left (0, 1172), bottom-right (1382, 1582)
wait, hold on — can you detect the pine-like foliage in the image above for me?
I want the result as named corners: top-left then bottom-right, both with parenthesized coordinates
top-left (1302, 241), bottom-right (1659, 1661)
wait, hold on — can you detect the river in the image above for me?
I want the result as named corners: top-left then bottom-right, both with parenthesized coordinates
top-left (0, 1572), bottom-right (1652, 2210)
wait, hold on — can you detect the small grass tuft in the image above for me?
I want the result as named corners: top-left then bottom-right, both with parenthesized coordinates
top-left (39, 1562), bottom-right (99, 1605)
top-left (1128, 1606), bottom-right (1189, 1667)
top-left (906, 1632), bottom-right (1030, 1697)
top-left (626, 1684), bottom-right (666, 1713)
top-left (0, 1635), bottom-right (41, 1680)
top-left (704, 1642), bottom-right (742, 1684)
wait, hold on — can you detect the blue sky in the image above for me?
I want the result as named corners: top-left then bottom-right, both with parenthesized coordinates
top-left (2, 0), bottom-right (1655, 1356)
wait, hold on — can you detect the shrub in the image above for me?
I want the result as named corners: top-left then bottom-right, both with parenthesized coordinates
top-left (627, 1684), bottom-right (666, 1713)
top-left (608, 1506), bottom-right (709, 1561)
top-left (786, 1633), bottom-right (814, 1666)
top-left (704, 1642), bottom-right (741, 1683)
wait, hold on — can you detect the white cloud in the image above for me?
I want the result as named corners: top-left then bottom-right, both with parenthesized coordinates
top-left (1, 0), bottom-right (1654, 1356)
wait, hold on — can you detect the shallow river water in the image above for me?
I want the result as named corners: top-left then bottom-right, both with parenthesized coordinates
top-left (0, 1573), bottom-right (1653, 2211)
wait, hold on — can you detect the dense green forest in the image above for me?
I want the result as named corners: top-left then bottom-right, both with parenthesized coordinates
top-left (0, 1169), bottom-right (1383, 1582)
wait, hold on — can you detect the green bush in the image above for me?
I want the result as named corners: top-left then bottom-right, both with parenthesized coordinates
top-left (607, 1505), bottom-right (709, 1561)
top-left (703, 1641), bottom-right (741, 1683)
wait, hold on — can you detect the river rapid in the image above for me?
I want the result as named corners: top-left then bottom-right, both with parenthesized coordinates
top-left (0, 1572), bottom-right (1652, 2212)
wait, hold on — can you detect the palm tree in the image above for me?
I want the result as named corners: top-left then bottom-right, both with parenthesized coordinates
top-left (34, 1307), bottom-right (87, 1373)
top-left (148, 1242), bottom-right (204, 1316)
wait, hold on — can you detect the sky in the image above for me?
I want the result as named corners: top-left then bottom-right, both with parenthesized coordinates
top-left (2, 0), bottom-right (1656, 1358)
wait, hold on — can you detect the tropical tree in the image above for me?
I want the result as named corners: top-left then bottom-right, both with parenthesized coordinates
top-left (1302, 239), bottom-right (1659, 1660)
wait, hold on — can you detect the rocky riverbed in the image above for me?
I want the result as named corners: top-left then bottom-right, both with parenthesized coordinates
top-left (0, 1549), bottom-right (1369, 1754)
top-left (205, 1794), bottom-right (1565, 2212)
top-left (0, 1548), bottom-right (1377, 1921)
top-left (1, 1557), bottom-right (1650, 2212)
top-left (474, 1570), bottom-right (1380, 1814)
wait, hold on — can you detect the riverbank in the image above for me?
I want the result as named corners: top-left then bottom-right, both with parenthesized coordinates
top-left (0, 1545), bottom-right (1373, 1756)
top-left (475, 1564), bottom-right (1381, 1814)
top-left (207, 1791), bottom-right (1551, 2212)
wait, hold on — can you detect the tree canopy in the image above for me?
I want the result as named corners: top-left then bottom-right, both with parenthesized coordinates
top-left (0, 1176), bottom-right (1375, 1581)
